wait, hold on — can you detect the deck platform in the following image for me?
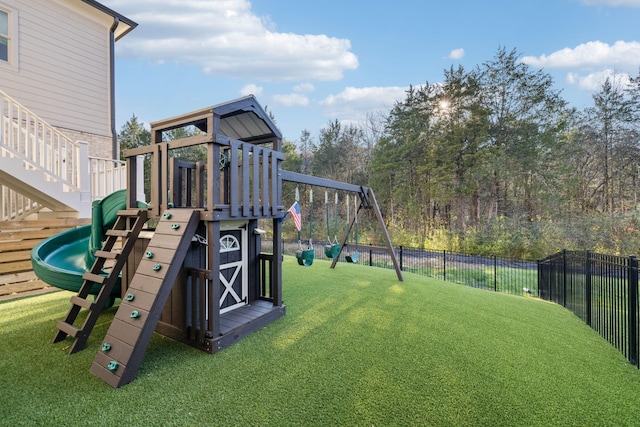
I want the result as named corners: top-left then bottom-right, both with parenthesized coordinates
top-left (156, 299), bottom-right (285, 354)
top-left (213, 300), bottom-right (286, 352)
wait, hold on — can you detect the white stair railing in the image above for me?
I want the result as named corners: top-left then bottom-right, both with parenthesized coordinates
top-left (0, 185), bottom-right (43, 221)
top-left (0, 89), bottom-right (133, 220)
top-left (0, 89), bottom-right (83, 192)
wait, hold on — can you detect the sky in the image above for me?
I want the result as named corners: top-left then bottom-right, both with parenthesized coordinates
top-left (102, 0), bottom-right (640, 143)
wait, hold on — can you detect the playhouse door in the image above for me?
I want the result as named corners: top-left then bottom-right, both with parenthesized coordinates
top-left (219, 224), bottom-right (248, 314)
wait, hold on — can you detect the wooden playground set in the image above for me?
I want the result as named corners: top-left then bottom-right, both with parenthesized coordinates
top-left (42, 96), bottom-right (402, 388)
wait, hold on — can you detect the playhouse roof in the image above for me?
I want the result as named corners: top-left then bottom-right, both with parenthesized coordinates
top-left (212, 95), bottom-right (282, 144)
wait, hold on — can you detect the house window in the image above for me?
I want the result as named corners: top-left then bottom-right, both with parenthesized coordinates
top-left (0, 10), bottom-right (8, 62)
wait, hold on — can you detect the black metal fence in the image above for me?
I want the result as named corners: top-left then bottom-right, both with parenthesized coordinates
top-left (263, 240), bottom-right (538, 297)
top-left (397, 246), bottom-right (538, 296)
top-left (538, 250), bottom-right (639, 368)
top-left (263, 240), bottom-right (640, 370)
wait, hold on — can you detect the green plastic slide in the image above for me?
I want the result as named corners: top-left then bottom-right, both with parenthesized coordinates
top-left (31, 190), bottom-right (138, 297)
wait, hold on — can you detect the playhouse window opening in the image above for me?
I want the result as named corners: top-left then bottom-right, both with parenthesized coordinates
top-left (161, 124), bottom-right (205, 143)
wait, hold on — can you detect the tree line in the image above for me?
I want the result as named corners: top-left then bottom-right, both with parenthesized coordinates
top-left (118, 47), bottom-right (640, 258)
top-left (285, 47), bottom-right (640, 258)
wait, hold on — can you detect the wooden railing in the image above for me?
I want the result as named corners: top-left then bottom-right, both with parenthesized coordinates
top-left (126, 137), bottom-right (284, 220)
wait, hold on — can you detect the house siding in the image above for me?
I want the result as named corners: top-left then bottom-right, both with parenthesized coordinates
top-left (0, 0), bottom-right (115, 156)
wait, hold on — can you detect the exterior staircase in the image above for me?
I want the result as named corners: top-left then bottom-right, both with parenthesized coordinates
top-left (0, 89), bottom-right (135, 220)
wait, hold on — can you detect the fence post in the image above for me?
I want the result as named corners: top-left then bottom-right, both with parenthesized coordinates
top-left (562, 249), bottom-right (567, 307)
top-left (537, 258), bottom-right (542, 299)
top-left (369, 244), bottom-right (372, 267)
top-left (443, 250), bottom-right (447, 282)
top-left (628, 255), bottom-right (638, 366)
top-left (493, 255), bottom-right (497, 292)
top-left (585, 250), bottom-right (592, 327)
top-left (399, 246), bottom-right (403, 271)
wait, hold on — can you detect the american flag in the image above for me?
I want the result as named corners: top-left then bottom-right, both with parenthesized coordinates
top-left (282, 201), bottom-right (302, 231)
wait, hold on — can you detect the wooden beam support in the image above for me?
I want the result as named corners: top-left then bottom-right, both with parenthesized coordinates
top-left (280, 170), bottom-right (369, 195)
top-left (368, 188), bottom-right (403, 282)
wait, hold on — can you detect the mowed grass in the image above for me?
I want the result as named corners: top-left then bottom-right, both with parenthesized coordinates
top-left (2, 257), bottom-right (640, 426)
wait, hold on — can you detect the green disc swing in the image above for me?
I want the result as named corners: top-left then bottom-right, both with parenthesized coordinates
top-left (345, 194), bottom-right (359, 263)
top-left (324, 191), bottom-right (341, 259)
top-left (295, 188), bottom-right (315, 267)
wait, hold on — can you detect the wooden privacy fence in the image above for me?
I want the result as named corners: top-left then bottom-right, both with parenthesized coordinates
top-left (538, 250), bottom-right (640, 368)
top-left (0, 218), bottom-right (90, 297)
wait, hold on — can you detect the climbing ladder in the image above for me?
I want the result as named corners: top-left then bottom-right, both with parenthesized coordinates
top-left (53, 209), bottom-right (148, 355)
top-left (90, 208), bottom-right (200, 388)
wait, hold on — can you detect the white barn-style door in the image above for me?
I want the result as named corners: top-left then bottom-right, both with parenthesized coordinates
top-left (219, 223), bottom-right (248, 314)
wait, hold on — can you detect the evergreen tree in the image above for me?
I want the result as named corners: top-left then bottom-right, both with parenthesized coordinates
top-left (118, 114), bottom-right (150, 161)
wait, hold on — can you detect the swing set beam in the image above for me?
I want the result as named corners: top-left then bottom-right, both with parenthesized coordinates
top-left (280, 171), bottom-right (372, 207)
top-left (281, 170), bottom-right (403, 282)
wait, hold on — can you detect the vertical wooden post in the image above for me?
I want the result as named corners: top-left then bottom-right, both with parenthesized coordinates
top-left (252, 146), bottom-right (260, 216)
top-left (196, 161), bottom-right (205, 208)
top-left (230, 141), bottom-right (239, 217)
top-left (242, 143), bottom-right (250, 217)
top-left (272, 217), bottom-right (283, 306)
top-left (209, 113), bottom-right (221, 211)
top-left (208, 220), bottom-right (221, 338)
top-left (268, 152), bottom-right (276, 215)
top-left (272, 153), bottom-right (283, 306)
top-left (368, 188), bottom-right (403, 282)
top-left (209, 143), bottom-right (220, 210)
top-left (160, 142), bottom-right (169, 211)
top-left (150, 144), bottom-right (161, 217)
top-left (264, 148), bottom-right (270, 215)
top-left (169, 157), bottom-right (179, 207)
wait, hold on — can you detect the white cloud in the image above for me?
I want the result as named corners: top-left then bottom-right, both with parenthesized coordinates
top-left (293, 83), bottom-right (315, 93)
top-left (272, 93), bottom-right (310, 107)
top-left (448, 48), bottom-right (465, 60)
top-left (105, 0), bottom-right (358, 81)
top-left (521, 40), bottom-right (640, 70)
top-left (582, 0), bottom-right (640, 6)
top-left (240, 83), bottom-right (263, 97)
top-left (320, 86), bottom-right (407, 121)
top-left (566, 69), bottom-right (632, 91)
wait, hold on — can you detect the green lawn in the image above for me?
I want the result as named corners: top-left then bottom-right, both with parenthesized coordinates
top-left (2, 257), bottom-right (640, 426)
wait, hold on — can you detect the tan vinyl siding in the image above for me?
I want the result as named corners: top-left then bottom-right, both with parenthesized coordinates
top-left (0, 0), bottom-right (112, 137)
